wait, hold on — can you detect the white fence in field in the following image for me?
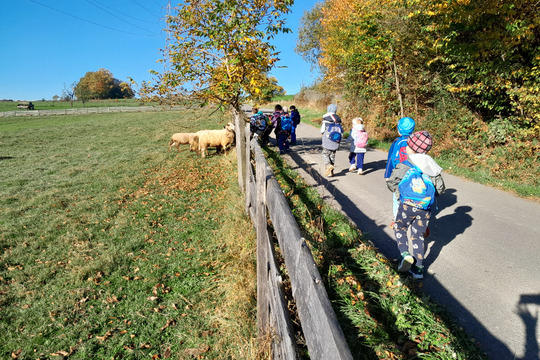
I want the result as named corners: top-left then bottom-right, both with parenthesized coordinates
top-left (0, 105), bottom-right (187, 117)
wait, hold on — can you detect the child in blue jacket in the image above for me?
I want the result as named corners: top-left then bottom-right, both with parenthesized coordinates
top-left (385, 117), bottom-right (415, 220)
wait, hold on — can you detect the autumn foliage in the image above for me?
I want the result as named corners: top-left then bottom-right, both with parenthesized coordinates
top-left (298, 0), bottom-right (540, 193)
top-left (139, 0), bottom-right (293, 111)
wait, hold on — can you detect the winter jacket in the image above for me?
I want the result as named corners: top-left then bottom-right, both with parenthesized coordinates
top-left (386, 153), bottom-right (446, 199)
top-left (384, 135), bottom-right (410, 178)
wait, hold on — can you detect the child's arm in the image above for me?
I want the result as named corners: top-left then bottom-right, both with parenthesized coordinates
top-left (386, 163), bottom-right (409, 192)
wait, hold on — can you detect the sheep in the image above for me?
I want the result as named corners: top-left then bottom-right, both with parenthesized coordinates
top-left (195, 122), bottom-right (236, 158)
top-left (168, 132), bottom-right (198, 152)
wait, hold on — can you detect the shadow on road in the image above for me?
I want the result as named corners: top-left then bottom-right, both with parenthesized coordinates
top-left (284, 146), bottom-right (514, 359)
top-left (517, 294), bottom-right (540, 360)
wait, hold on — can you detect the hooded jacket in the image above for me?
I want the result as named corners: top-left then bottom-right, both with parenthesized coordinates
top-left (386, 153), bottom-right (446, 198)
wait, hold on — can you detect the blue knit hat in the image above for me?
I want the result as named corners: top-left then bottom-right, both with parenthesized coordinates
top-left (397, 117), bottom-right (415, 136)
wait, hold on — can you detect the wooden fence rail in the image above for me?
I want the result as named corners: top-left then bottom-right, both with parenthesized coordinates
top-left (244, 128), bottom-right (353, 360)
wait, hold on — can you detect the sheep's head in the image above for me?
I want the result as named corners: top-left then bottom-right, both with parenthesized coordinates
top-left (225, 122), bottom-right (235, 132)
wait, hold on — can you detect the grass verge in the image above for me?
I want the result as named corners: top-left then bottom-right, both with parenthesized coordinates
top-left (0, 110), bottom-right (258, 359)
top-left (262, 146), bottom-right (487, 359)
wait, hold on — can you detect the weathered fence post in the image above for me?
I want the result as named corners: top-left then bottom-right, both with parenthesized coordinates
top-left (255, 144), bottom-right (270, 333)
top-left (245, 124), bottom-right (252, 212)
top-left (234, 110), bottom-right (246, 191)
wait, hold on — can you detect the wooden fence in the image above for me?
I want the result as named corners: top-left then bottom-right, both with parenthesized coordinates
top-left (243, 124), bottom-right (353, 360)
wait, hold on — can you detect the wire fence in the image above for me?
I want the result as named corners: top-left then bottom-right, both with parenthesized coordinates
top-left (0, 105), bottom-right (187, 117)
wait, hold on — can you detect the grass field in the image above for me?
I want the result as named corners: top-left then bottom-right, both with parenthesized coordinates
top-left (0, 110), bottom-right (258, 359)
top-left (0, 99), bottom-right (150, 112)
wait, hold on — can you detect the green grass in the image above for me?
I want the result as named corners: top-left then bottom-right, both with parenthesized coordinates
top-left (263, 147), bottom-right (487, 359)
top-left (0, 99), bottom-right (154, 112)
top-left (0, 110), bottom-right (258, 359)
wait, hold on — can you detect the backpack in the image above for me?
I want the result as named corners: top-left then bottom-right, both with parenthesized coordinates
top-left (250, 114), bottom-right (267, 133)
top-left (280, 115), bottom-right (293, 133)
top-left (326, 122), bottom-right (343, 143)
top-left (291, 110), bottom-right (301, 125)
top-left (398, 160), bottom-right (436, 210)
top-left (353, 129), bottom-right (368, 148)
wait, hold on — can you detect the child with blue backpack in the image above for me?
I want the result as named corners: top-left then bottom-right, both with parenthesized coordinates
top-left (320, 104), bottom-right (343, 177)
top-left (276, 108), bottom-right (293, 154)
top-left (385, 117), bottom-right (416, 220)
top-left (386, 131), bottom-right (445, 279)
top-left (289, 105), bottom-right (301, 145)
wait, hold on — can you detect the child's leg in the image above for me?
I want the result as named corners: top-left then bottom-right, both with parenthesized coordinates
top-left (356, 153), bottom-right (365, 169)
top-left (348, 152), bottom-right (356, 165)
top-left (393, 203), bottom-right (414, 254)
top-left (409, 209), bottom-right (431, 267)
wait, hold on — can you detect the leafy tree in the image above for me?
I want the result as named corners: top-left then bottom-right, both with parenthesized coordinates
top-left (255, 76), bottom-right (286, 102)
top-left (138, 0), bottom-right (293, 188)
top-left (295, 2), bottom-right (324, 69)
top-left (138, 0), bottom-right (292, 112)
top-left (75, 69), bottom-right (135, 100)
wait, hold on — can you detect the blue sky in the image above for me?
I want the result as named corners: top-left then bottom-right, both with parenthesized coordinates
top-left (0, 0), bottom-right (319, 101)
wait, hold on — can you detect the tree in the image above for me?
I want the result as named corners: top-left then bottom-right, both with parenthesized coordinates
top-left (62, 82), bottom-right (77, 107)
top-left (295, 3), bottom-right (324, 69)
top-left (75, 69), bottom-right (135, 100)
top-left (138, 0), bottom-right (293, 188)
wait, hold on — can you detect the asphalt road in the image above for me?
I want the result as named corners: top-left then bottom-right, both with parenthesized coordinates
top-left (274, 121), bottom-right (540, 360)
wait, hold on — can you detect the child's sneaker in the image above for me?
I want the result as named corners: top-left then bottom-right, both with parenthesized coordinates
top-left (398, 252), bottom-right (414, 272)
top-left (349, 164), bottom-right (357, 172)
top-left (324, 165), bottom-right (334, 177)
top-left (357, 168), bottom-right (363, 175)
top-left (409, 265), bottom-right (424, 279)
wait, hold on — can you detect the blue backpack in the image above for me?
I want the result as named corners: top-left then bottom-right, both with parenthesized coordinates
top-left (398, 160), bottom-right (436, 210)
top-left (250, 114), bottom-right (267, 133)
top-left (280, 115), bottom-right (293, 133)
top-left (327, 122), bottom-right (343, 143)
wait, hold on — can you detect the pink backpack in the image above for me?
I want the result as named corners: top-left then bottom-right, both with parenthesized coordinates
top-left (354, 129), bottom-right (368, 148)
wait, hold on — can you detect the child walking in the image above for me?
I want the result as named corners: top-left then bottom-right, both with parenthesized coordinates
top-left (386, 131), bottom-right (445, 279)
top-left (320, 104), bottom-right (343, 177)
top-left (289, 105), bottom-right (301, 145)
top-left (385, 117), bottom-right (416, 220)
top-left (347, 118), bottom-right (368, 175)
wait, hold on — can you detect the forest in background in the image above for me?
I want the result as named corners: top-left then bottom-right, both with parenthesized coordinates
top-left (295, 0), bottom-right (539, 196)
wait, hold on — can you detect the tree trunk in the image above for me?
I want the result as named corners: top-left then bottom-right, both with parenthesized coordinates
top-left (393, 59), bottom-right (404, 118)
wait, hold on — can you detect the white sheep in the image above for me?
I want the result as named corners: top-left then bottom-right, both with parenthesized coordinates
top-left (195, 122), bottom-right (236, 158)
top-left (168, 132), bottom-right (198, 152)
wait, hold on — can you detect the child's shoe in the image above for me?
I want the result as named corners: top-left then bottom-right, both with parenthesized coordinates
top-left (349, 164), bottom-right (357, 172)
top-left (409, 265), bottom-right (424, 279)
top-left (398, 252), bottom-right (414, 272)
top-left (324, 165), bottom-right (334, 177)
top-left (357, 168), bottom-right (363, 175)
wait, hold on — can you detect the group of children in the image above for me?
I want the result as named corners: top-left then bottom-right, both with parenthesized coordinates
top-left (320, 104), bottom-right (446, 279)
top-left (249, 104), bottom-right (301, 154)
top-left (251, 103), bottom-right (446, 279)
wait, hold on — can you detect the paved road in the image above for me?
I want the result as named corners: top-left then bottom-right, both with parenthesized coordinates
top-left (275, 122), bottom-right (540, 360)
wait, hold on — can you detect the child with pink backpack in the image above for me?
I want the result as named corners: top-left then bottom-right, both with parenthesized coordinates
top-left (347, 118), bottom-right (368, 174)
